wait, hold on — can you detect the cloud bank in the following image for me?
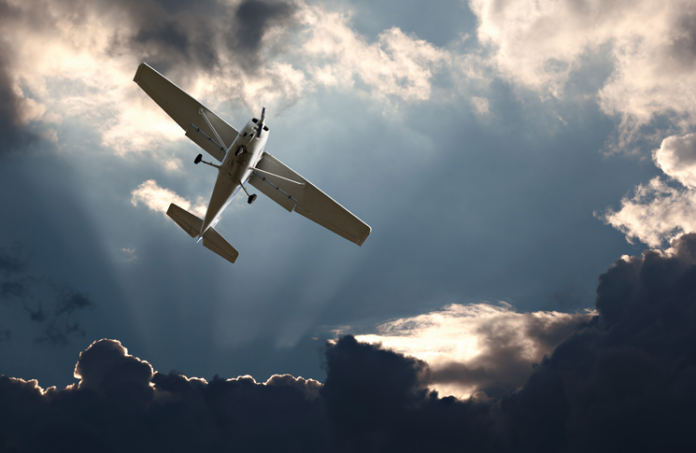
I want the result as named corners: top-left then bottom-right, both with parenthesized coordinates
top-left (0, 0), bottom-right (455, 163)
top-left (472, 0), bottom-right (696, 146)
top-left (4, 233), bottom-right (696, 451)
top-left (354, 303), bottom-right (593, 398)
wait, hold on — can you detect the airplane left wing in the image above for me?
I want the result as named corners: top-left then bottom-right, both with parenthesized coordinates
top-left (134, 63), bottom-right (238, 162)
top-left (248, 153), bottom-right (371, 246)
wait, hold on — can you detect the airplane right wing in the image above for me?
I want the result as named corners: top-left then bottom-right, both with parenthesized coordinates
top-left (248, 153), bottom-right (371, 246)
top-left (134, 63), bottom-right (238, 162)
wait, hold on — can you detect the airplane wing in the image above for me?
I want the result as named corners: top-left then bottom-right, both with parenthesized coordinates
top-left (133, 63), bottom-right (238, 162)
top-left (248, 153), bottom-right (371, 246)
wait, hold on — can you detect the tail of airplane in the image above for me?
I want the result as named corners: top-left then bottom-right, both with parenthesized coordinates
top-left (166, 204), bottom-right (239, 263)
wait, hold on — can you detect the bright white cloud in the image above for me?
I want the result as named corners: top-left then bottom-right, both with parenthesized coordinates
top-left (470, 0), bottom-right (696, 146)
top-left (3, 0), bottom-right (454, 164)
top-left (601, 178), bottom-right (694, 248)
top-left (353, 303), bottom-right (592, 399)
top-left (654, 133), bottom-right (696, 188)
top-left (602, 133), bottom-right (696, 248)
top-left (131, 180), bottom-right (207, 218)
top-left (301, 8), bottom-right (450, 101)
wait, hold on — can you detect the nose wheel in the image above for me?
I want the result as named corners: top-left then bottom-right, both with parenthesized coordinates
top-left (235, 146), bottom-right (247, 156)
top-left (248, 194), bottom-right (257, 204)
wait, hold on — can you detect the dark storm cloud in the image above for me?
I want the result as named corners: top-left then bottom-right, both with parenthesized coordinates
top-left (501, 233), bottom-right (696, 452)
top-left (4, 234), bottom-right (696, 450)
top-left (322, 336), bottom-right (498, 452)
top-left (0, 243), bottom-right (93, 345)
top-left (100, 0), bottom-right (298, 74)
top-left (0, 337), bottom-right (497, 453)
top-left (227, 0), bottom-right (299, 71)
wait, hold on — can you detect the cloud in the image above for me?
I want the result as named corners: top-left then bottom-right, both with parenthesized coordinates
top-left (131, 179), bottom-right (207, 218)
top-left (0, 31), bottom-right (36, 155)
top-left (470, 0), bottom-right (696, 148)
top-left (354, 303), bottom-right (592, 398)
top-left (602, 133), bottom-right (696, 248)
top-left (4, 234), bottom-right (696, 450)
top-left (301, 11), bottom-right (450, 102)
top-left (0, 338), bottom-right (329, 452)
top-left (0, 0), bottom-right (455, 164)
top-left (227, 0), bottom-right (300, 72)
top-left (501, 233), bottom-right (696, 452)
top-left (0, 243), bottom-right (94, 345)
top-left (654, 133), bottom-right (696, 188)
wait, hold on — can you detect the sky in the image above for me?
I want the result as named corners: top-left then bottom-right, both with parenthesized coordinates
top-left (2, 0), bottom-right (696, 450)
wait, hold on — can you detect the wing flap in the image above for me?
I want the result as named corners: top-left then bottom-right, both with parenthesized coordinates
top-left (167, 203), bottom-right (202, 238)
top-left (203, 227), bottom-right (239, 264)
top-left (134, 63), bottom-right (237, 162)
top-left (252, 153), bottom-right (371, 246)
top-left (185, 124), bottom-right (226, 163)
top-left (248, 173), bottom-right (297, 212)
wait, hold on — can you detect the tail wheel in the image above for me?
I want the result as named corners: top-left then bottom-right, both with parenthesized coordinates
top-left (235, 146), bottom-right (247, 156)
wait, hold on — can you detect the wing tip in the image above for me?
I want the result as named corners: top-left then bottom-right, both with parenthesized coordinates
top-left (133, 62), bottom-right (156, 83)
top-left (357, 225), bottom-right (372, 246)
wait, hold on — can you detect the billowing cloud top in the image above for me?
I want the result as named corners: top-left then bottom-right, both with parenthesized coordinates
top-left (4, 234), bottom-right (696, 451)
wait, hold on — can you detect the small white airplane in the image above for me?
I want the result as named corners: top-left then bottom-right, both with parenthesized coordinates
top-left (133, 63), bottom-right (371, 263)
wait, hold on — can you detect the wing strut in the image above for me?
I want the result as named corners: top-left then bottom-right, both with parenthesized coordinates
top-left (199, 108), bottom-right (229, 151)
top-left (252, 168), bottom-right (305, 186)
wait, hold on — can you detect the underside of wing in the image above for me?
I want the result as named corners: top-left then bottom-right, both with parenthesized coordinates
top-left (133, 63), bottom-right (238, 162)
top-left (248, 153), bottom-right (371, 246)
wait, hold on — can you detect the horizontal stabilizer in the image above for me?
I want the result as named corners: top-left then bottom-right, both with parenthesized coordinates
top-left (203, 227), bottom-right (239, 264)
top-left (167, 203), bottom-right (238, 263)
top-left (167, 203), bottom-right (202, 238)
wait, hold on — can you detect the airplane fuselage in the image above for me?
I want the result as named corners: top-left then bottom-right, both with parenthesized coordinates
top-left (200, 118), bottom-right (269, 237)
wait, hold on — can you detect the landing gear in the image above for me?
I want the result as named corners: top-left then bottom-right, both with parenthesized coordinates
top-left (235, 146), bottom-right (247, 156)
top-left (194, 154), bottom-right (202, 164)
top-left (239, 181), bottom-right (257, 204)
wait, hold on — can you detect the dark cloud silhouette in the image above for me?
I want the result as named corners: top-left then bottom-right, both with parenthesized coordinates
top-left (0, 337), bottom-right (497, 453)
top-left (4, 234), bottom-right (696, 451)
top-left (322, 335), bottom-right (498, 452)
top-left (101, 0), bottom-right (297, 74)
top-left (0, 243), bottom-right (94, 345)
top-left (502, 233), bottom-right (696, 452)
top-left (227, 0), bottom-right (299, 71)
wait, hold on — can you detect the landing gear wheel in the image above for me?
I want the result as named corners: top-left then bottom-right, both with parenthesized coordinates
top-left (235, 146), bottom-right (247, 156)
top-left (247, 194), bottom-right (257, 205)
top-left (194, 154), bottom-right (202, 164)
